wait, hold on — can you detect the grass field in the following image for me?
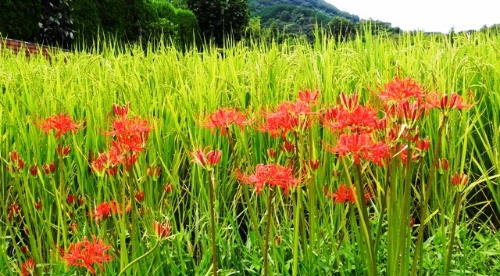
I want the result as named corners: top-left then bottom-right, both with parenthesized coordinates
top-left (1, 30), bottom-right (499, 275)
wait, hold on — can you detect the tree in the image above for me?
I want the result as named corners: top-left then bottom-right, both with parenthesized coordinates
top-left (0, 0), bottom-right (42, 41)
top-left (185, 0), bottom-right (249, 46)
top-left (328, 17), bottom-right (355, 41)
top-left (37, 0), bottom-right (75, 47)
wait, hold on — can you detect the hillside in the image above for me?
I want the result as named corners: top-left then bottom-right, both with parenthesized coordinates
top-left (248, 0), bottom-right (359, 39)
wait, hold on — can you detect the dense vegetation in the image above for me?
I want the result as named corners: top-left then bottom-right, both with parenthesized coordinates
top-left (1, 29), bottom-right (500, 275)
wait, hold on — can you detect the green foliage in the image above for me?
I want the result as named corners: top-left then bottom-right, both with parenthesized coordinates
top-left (186, 0), bottom-right (249, 46)
top-left (327, 16), bottom-right (355, 41)
top-left (0, 0), bottom-right (42, 41)
top-left (72, 0), bottom-right (101, 43)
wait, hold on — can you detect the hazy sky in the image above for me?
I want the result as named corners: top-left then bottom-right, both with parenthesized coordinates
top-left (326, 0), bottom-right (500, 33)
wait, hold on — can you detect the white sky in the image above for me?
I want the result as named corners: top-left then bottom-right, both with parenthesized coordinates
top-left (326, 0), bottom-right (500, 33)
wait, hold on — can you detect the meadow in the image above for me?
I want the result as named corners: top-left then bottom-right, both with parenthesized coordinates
top-left (1, 30), bottom-right (500, 275)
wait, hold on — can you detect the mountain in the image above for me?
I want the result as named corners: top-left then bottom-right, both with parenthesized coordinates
top-left (248, 0), bottom-right (360, 38)
top-left (250, 0), bottom-right (359, 22)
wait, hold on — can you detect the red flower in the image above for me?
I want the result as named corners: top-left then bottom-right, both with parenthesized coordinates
top-left (325, 133), bottom-right (390, 166)
top-left (34, 200), bottom-right (42, 210)
top-left (325, 185), bottom-right (371, 204)
top-left (378, 77), bottom-right (425, 103)
top-left (451, 172), bottom-right (468, 186)
top-left (29, 164), bottom-right (38, 176)
top-left (112, 103), bottom-right (130, 117)
top-left (325, 184), bottom-right (355, 204)
top-left (425, 92), bottom-right (471, 110)
top-left (259, 100), bottom-right (313, 137)
top-left (20, 258), bottom-right (35, 276)
top-left (109, 117), bottom-right (151, 153)
top-left (42, 162), bottom-right (56, 174)
top-left (237, 163), bottom-right (298, 194)
top-left (192, 147), bottom-right (222, 168)
top-left (321, 104), bottom-right (380, 133)
top-left (298, 89), bottom-right (320, 104)
top-left (153, 220), bottom-right (172, 239)
top-left (40, 114), bottom-right (80, 138)
top-left (9, 150), bottom-right (25, 171)
top-left (203, 108), bottom-right (250, 136)
top-left (135, 191), bottom-right (145, 202)
top-left (147, 165), bottom-right (161, 178)
top-left (56, 144), bottom-right (71, 157)
top-left (67, 194), bottom-right (76, 205)
top-left (63, 236), bottom-right (114, 275)
top-left (93, 201), bottom-right (121, 223)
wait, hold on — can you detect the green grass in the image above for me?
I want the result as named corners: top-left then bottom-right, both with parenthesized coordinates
top-left (1, 30), bottom-right (499, 275)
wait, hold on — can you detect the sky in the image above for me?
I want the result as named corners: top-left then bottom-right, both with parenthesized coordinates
top-left (326, 0), bottom-right (500, 33)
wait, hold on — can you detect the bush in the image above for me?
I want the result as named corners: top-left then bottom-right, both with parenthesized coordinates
top-left (0, 0), bottom-right (42, 41)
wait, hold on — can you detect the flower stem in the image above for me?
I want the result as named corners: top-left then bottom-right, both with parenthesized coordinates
top-left (411, 115), bottom-right (448, 275)
top-left (208, 169), bottom-right (218, 276)
top-left (444, 191), bottom-right (462, 276)
top-left (118, 239), bottom-right (160, 276)
top-left (354, 163), bottom-right (377, 276)
top-left (263, 188), bottom-right (274, 276)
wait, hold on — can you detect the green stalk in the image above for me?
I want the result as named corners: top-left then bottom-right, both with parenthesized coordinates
top-left (263, 188), bottom-right (274, 276)
top-left (354, 163), bottom-right (376, 276)
top-left (411, 115), bottom-right (448, 275)
top-left (292, 186), bottom-right (302, 276)
top-left (444, 190), bottom-right (462, 276)
top-left (208, 169), bottom-right (218, 276)
top-left (118, 239), bottom-right (160, 276)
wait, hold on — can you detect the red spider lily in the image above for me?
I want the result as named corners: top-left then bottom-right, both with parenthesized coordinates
top-left (34, 200), bottom-right (42, 210)
top-left (281, 140), bottom-right (295, 153)
top-left (20, 258), bottom-right (35, 276)
top-left (153, 220), bottom-right (172, 239)
top-left (56, 144), bottom-right (71, 157)
top-left (163, 184), bottom-right (173, 193)
top-left (93, 201), bottom-right (121, 223)
top-left (425, 92), bottom-right (472, 110)
top-left (268, 148), bottom-right (277, 159)
top-left (90, 143), bottom-right (124, 174)
top-left (309, 159), bottom-right (320, 171)
top-left (338, 92), bottom-right (359, 110)
top-left (378, 77), bottom-right (425, 103)
top-left (112, 103), bottom-right (130, 117)
top-left (415, 137), bottom-right (430, 151)
top-left (325, 184), bottom-right (355, 204)
top-left (67, 194), bottom-right (76, 205)
top-left (135, 191), bottom-right (145, 202)
top-left (321, 104), bottom-right (381, 133)
top-left (147, 165), bottom-right (161, 178)
top-left (109, 117), bottom-right (151, 153)
top-left (298, 89), bottom-right (320, 104)
top-left (78, 196), bottom-right (85, 206)
top-left (42, 162), bottom-right (56, 174)
top-left (9, 150), bottom-right (25, 171)
top-left (192, 147), bottom-right (222, 168)
top-left (63, 236), bottom-right (114, 275)
top-left (436, 158), bottom-right (450, 171)
top-left (40, 114), bottom-right (80, 138)
top-left (324, 185), bottom-right (371, 204)
top-left (324, 133), bottom-right (391, 166)
top-left (237, 163), bottom-right (298, 194)
top-left (259, 100), bottom-right (314, 137)
top-left (20, 245), bottom-right (28, 254)
top-left (388, 100), bottom-right (426, 123)
top-left (29, 164), bottom-right (38, 176)
top-left (451, 172), bottom-right (468, 186)
top-left (203, 108), bottom-right (251, 136)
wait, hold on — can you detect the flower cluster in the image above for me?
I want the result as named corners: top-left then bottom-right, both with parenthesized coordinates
top-left (40, 113), bottom-right (80, 138)
top-left (93, 201), bottom-right (121, 223)
top-left (203, 107), bottom-right (250, 136)
top-left (63, 236), bottom-right (114, 275)
top-left (91, 103), bottom-right (151, 174)
top-left (237, 163), bottom-right (298, 194)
